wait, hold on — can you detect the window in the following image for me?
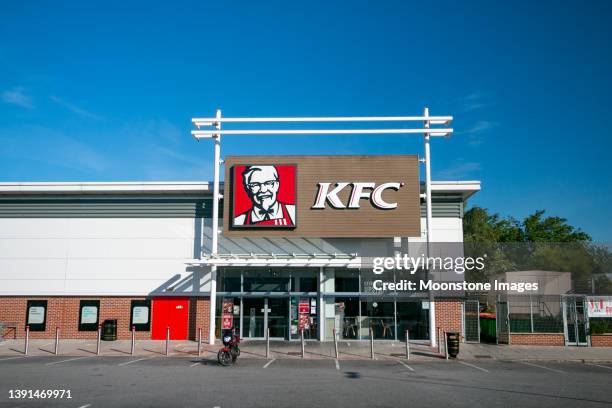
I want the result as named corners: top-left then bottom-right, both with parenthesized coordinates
top-left (217, 269), bottom-right (241, 292)
top-left (334, 269), bottom-right (359, 292)
top-left (79, 300), bottom-right (100, 331)
top-left (26, 300), bottom-right (47, 332)
top-left (130, 299), bottom-right (151, 331)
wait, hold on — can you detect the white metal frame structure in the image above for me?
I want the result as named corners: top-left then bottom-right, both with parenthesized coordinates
top-left (191, 109), bottom-right (453, 346)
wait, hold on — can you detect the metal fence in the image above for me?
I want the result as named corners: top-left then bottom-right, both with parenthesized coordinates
top-left (507, 295), bottom-right (564, 333)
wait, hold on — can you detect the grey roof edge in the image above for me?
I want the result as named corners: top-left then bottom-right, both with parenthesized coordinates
top-left (0, 179), bottom-right (481, 199)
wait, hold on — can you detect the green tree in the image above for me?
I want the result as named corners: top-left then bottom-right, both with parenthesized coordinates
top-left (463, 207), bottom-right (595, 285)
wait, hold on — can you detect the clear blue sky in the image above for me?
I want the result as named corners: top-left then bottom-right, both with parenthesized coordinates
top-left (1, 1), bottom-right (611, 241)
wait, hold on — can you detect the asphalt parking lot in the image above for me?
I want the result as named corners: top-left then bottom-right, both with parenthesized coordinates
top-left (1, 356), bottom-right (611, 408)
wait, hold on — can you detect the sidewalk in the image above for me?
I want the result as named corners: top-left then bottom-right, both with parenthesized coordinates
top-left (1, 339), bottom-right (611, 362)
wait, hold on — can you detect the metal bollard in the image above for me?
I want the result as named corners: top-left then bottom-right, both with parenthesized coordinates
top-left (197, 327), bottom-right (202, 357)
top-left (266, 328), bottom-right (270, 359)
top-left (54, 327), bottom-right (60, 355)
top-left (24, 326), bottom-right (30, 355)
top-left (165, 326), bottom-right (170, 356)
top-left (96, 324), bottom-right (101, 356)
top-left (300, 329), bottom-right (305, 359)
top-left (131, 326), bottom-right (135, 355)
top-left (405, 330), bottom-right (410, 360)
top-left (333, 328), bottom-right (339, 359)
top-left (444, 330), bottom-right (448, 360)
top-left (369, 327), bottom-right (374, 359)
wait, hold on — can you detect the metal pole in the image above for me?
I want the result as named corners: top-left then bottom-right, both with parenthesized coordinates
top-left (54, 327), bottom-right (60, 355)
top-left (131, 326), bottom-right (135, 355)
top-left (301, 329), bottom-right (305, 359)
top-left (438, 327), bottom-right (442, 354)
top-left (405, 330), bottom-right (410, 360)
top-left (165, 326), bottom-right (170, 356)
top-left (529, 295), bottom-right (534, 333)
top-left (24, 326), bottom-right (29, 355)
top-left (333, 328), bottom-right (339, 359)
top-left (96, 324), bottom-right (101, 356)
top-left (209, 109), bottom-right (222, 345)
top-left (424, 106), bottom-right (437, 349)
top-left (197, 327), bottom-right (202, 357)
top-left (444, 330), bottom-right (448, 360)
top-left (370, 327), bottom-right (374, 359)
top-left (266, 327), bottom-right (270, 359)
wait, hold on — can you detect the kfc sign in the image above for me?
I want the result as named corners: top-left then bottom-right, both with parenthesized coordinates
top-left (312, 182), bottom-right (402, 209)
top-left (224, 155), bottom-right (421, 238)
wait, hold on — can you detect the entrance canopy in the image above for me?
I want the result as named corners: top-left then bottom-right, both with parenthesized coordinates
top-left (188, 252), bottom-right (360, 268)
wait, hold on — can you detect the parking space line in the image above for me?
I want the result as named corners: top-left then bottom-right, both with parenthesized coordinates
top-left (45, 356), bottom-right (91, 366)
top-left (397, 360), bottom-right (415, 372)
top-left (77, 404), bottom-right (92, 408)
top-left (586, 363), bottom-right (612, 371)
top-left (263, 359), bottom-right (276, 368)
top-left (334, 359), bottom-right (340, 370)
top-left (520, 361), bottom-right (565, 374)
top-left (0, 356), bottom-right (26, 361)
top-left (190, 361), bottom-right (202, 367)
top-left (118, 357), bottom-right (151, 367)
top-left (458, 361), bottom-right (489, 373)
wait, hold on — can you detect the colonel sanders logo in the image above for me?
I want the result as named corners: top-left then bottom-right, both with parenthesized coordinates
top-left (232, 165), bottom-right (296, 228)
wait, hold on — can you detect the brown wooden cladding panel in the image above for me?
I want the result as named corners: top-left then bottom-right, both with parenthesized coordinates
top-left (223, 155), bottom-right (421, 237)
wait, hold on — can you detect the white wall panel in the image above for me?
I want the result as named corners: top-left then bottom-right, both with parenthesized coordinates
top-left (0, 238), bottom-right (69, 258)
top-left (0, 259), bottom-right (67, 282)
top-left (0, 279), bottom-right (66, 294)
top-left (0, 217), bottom-right (200, 296)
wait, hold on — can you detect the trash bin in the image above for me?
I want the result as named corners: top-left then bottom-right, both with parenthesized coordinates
top-left (446, 332), bottom-right (460, 358)
top-left (101, 319), bottom-right (117, 341)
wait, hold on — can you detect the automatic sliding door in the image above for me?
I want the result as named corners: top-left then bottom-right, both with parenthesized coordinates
top-left (267, 298), bottom-right (288, 339)
top-left (243, 298), bottom-right (265, 338)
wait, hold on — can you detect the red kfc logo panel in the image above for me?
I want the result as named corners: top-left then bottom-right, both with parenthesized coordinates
top-left (231, 164), bottom-right (297, 228)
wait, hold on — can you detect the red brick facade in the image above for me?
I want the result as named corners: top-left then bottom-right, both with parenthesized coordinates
top-left (509, 333), bottom-right (565, 346)
top-left (591, 334), bottom-right (612, 347)
top-left (435, 299), bottom-right (463, 337)
top-left (0, 296), bottom-right (210, 341)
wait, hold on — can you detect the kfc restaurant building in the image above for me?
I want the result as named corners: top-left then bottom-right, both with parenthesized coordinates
top-left (0, 155), bottom-right (479, 344)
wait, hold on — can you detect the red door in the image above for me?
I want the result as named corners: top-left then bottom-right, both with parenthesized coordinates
top-left (152, 297), bottom-right (189, 340)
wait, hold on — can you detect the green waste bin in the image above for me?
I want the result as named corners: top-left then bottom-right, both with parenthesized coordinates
top-left (101, 319), bottom-right (117, 341)
top-left (446, 332), bottom-right (460, 358)
top-left (480, 317), bottom-right (497, 342)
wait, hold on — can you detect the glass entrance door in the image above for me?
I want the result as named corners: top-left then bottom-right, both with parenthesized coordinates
top-left (267, 298), bottom-right (288, 339)
top-left (242, 298), bottom-right (289, 339)
top-left (243, 298), bottom-right (265, 338)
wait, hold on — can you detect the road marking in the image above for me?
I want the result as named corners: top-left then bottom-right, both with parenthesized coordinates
top-left (118, 357), bottom-right (151, 367)
top-left (77, 404), bottom-right (92, 408)
top-left (263, 359), bottom-right (276, 368)
top-left (334, 359), bottom-right (340, 370)
top-left (45, 356), bottom-right (90, 366)
top-left (458, 361), bottom-right (489, 373)
top-left (586, 363), bottom-right (612, 370)
top-left (398, 360), bottom-right (415, 372)
top-left (0, 356), bottom-right (26, 361)
top-left (190, 361), bottom-right (202, 367)
top-left (521, 361), bottom-right (565, 374)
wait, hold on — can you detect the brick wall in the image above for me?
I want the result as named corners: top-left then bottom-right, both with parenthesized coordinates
top-left (435, 299), bottom-right (463, 337)
top-left (509, 333), bottom-right (565, 346)
top-left (591, 334), bottom-right (612, 347)
top-left (0, 296), bottom-right (210, 340)
top-left (188, 297), bottom-right (211, 341)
